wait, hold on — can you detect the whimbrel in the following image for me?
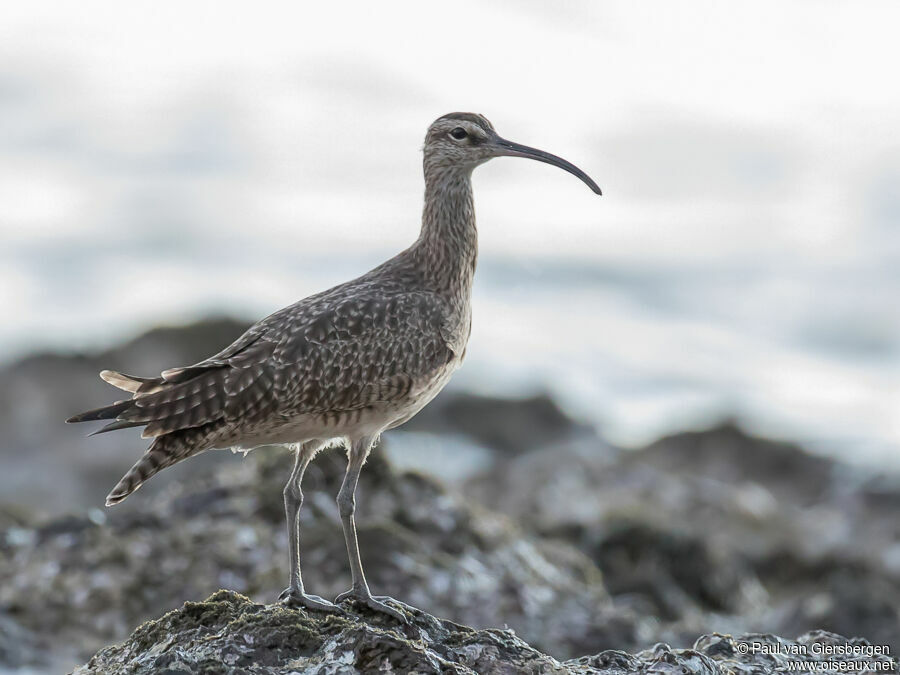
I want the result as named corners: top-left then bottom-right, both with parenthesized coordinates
top-left (68, 113), bottom-right (601, 621)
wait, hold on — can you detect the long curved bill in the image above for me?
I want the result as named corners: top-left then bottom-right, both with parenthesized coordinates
top-left (493, 137), bottom-right (602, 195)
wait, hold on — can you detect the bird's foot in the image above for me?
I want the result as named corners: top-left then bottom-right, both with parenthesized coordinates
top-left (278, 586), bottom-right (341, 613)
top-left (335, 586), bottom-right (409, 623)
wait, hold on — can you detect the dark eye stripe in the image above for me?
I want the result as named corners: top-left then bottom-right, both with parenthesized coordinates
top-left (450, 127), bottom-right (468, 140)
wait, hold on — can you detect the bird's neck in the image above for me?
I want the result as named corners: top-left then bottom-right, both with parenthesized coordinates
top-left (415, 166), bottom-right (478, 298)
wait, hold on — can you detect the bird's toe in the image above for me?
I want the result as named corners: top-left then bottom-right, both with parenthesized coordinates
top-left (279, 587), bottom-right (341, 613)
top-left (364, 596), bottom-right (408, 623)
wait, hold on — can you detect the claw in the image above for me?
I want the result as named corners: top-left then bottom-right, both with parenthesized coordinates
top-left (334, 588), bottom-right (356, 604)
top-left (335, 588), bottom-right (409, 623)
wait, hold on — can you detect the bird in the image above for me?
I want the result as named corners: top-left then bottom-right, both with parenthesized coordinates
top-left (67, 112), bottom-right (601, 622)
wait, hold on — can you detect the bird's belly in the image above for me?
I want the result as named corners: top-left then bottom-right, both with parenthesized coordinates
top-left (225, 360), bottom-right (460, 451)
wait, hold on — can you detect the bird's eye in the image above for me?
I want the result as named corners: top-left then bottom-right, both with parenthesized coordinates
top-left (449, 127), bottom-right (468, 140)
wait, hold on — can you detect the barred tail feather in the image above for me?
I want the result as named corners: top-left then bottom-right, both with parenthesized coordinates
top-left (105, 442), bottom-right (174, 506)
top-left (69, 365), bottom-right (229, 436)
top-left (104, 424), bottom-right (219, 506)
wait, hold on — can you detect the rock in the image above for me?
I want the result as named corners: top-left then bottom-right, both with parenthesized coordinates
top-left (0, 611), bottom-right (46, 672)
top-left (465, 421), bottom-right (900, 652)
top-left (403, 390), bottom-right (594, 455)
top-left (633, 422), bottom-right (837, 506)
top-left (589, 520), bottom-right (748, 621)
top-left (75, 590), bottom-right (897, 675)
top-left (74, 590), bottom-right (562, 675)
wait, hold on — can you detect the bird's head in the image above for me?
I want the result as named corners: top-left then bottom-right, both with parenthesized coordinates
top-left (424, 112), bottom-right (601, 195)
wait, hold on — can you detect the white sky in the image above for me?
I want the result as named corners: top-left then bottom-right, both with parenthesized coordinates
top-left (2, 0), bottom-right (898, 260)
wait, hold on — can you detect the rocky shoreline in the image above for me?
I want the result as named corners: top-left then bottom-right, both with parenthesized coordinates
top-left (73, 590), bottom-right (894, 674)
top-left (1, 318), bottom-right (898, 673)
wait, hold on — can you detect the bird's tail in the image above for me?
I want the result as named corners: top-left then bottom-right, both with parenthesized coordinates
top-left (104, 427), bottom-right (213, 506)
top-left (69, 366), bottom-right (231, 505)
top-left (105, 439), bottom-right (175, 506)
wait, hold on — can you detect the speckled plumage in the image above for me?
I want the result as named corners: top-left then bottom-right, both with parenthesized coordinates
top-left (68, 112), bottom-right (600, 619)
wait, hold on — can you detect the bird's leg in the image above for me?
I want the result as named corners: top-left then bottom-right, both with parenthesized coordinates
top-left (278, 441), bottom-right (337, 612)
top-left (334, 436), bottom-right (408, 623)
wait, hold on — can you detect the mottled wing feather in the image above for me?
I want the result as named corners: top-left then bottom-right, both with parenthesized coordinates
top-left (110, 290), bottom-right (453, 439)
top-left (262, 290), bottom-right (454, 415)
top-left (160, 330), bottom-right (266, 383)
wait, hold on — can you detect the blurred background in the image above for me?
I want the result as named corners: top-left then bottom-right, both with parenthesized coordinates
top-left (1, 1), bottom-right (899, 672)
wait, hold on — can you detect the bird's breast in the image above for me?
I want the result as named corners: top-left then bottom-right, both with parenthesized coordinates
top-left (385, 360), bottom-right (460, 430)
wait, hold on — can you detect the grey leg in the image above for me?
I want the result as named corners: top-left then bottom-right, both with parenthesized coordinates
top-left (334, 436), bottom-right (407, 622)
top-left (278, 441), bottom-right (337, 612)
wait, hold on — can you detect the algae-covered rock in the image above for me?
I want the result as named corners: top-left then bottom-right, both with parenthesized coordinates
top-left (75, 590), bottom-right (897, 675)
top-left (74, 590), bottom-right (566, 675)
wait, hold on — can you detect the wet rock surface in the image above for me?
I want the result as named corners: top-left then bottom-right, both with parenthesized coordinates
top-left (75, 591), bottom-right (896, 675)
top-left (466, 422), bottom-right (900, 652)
